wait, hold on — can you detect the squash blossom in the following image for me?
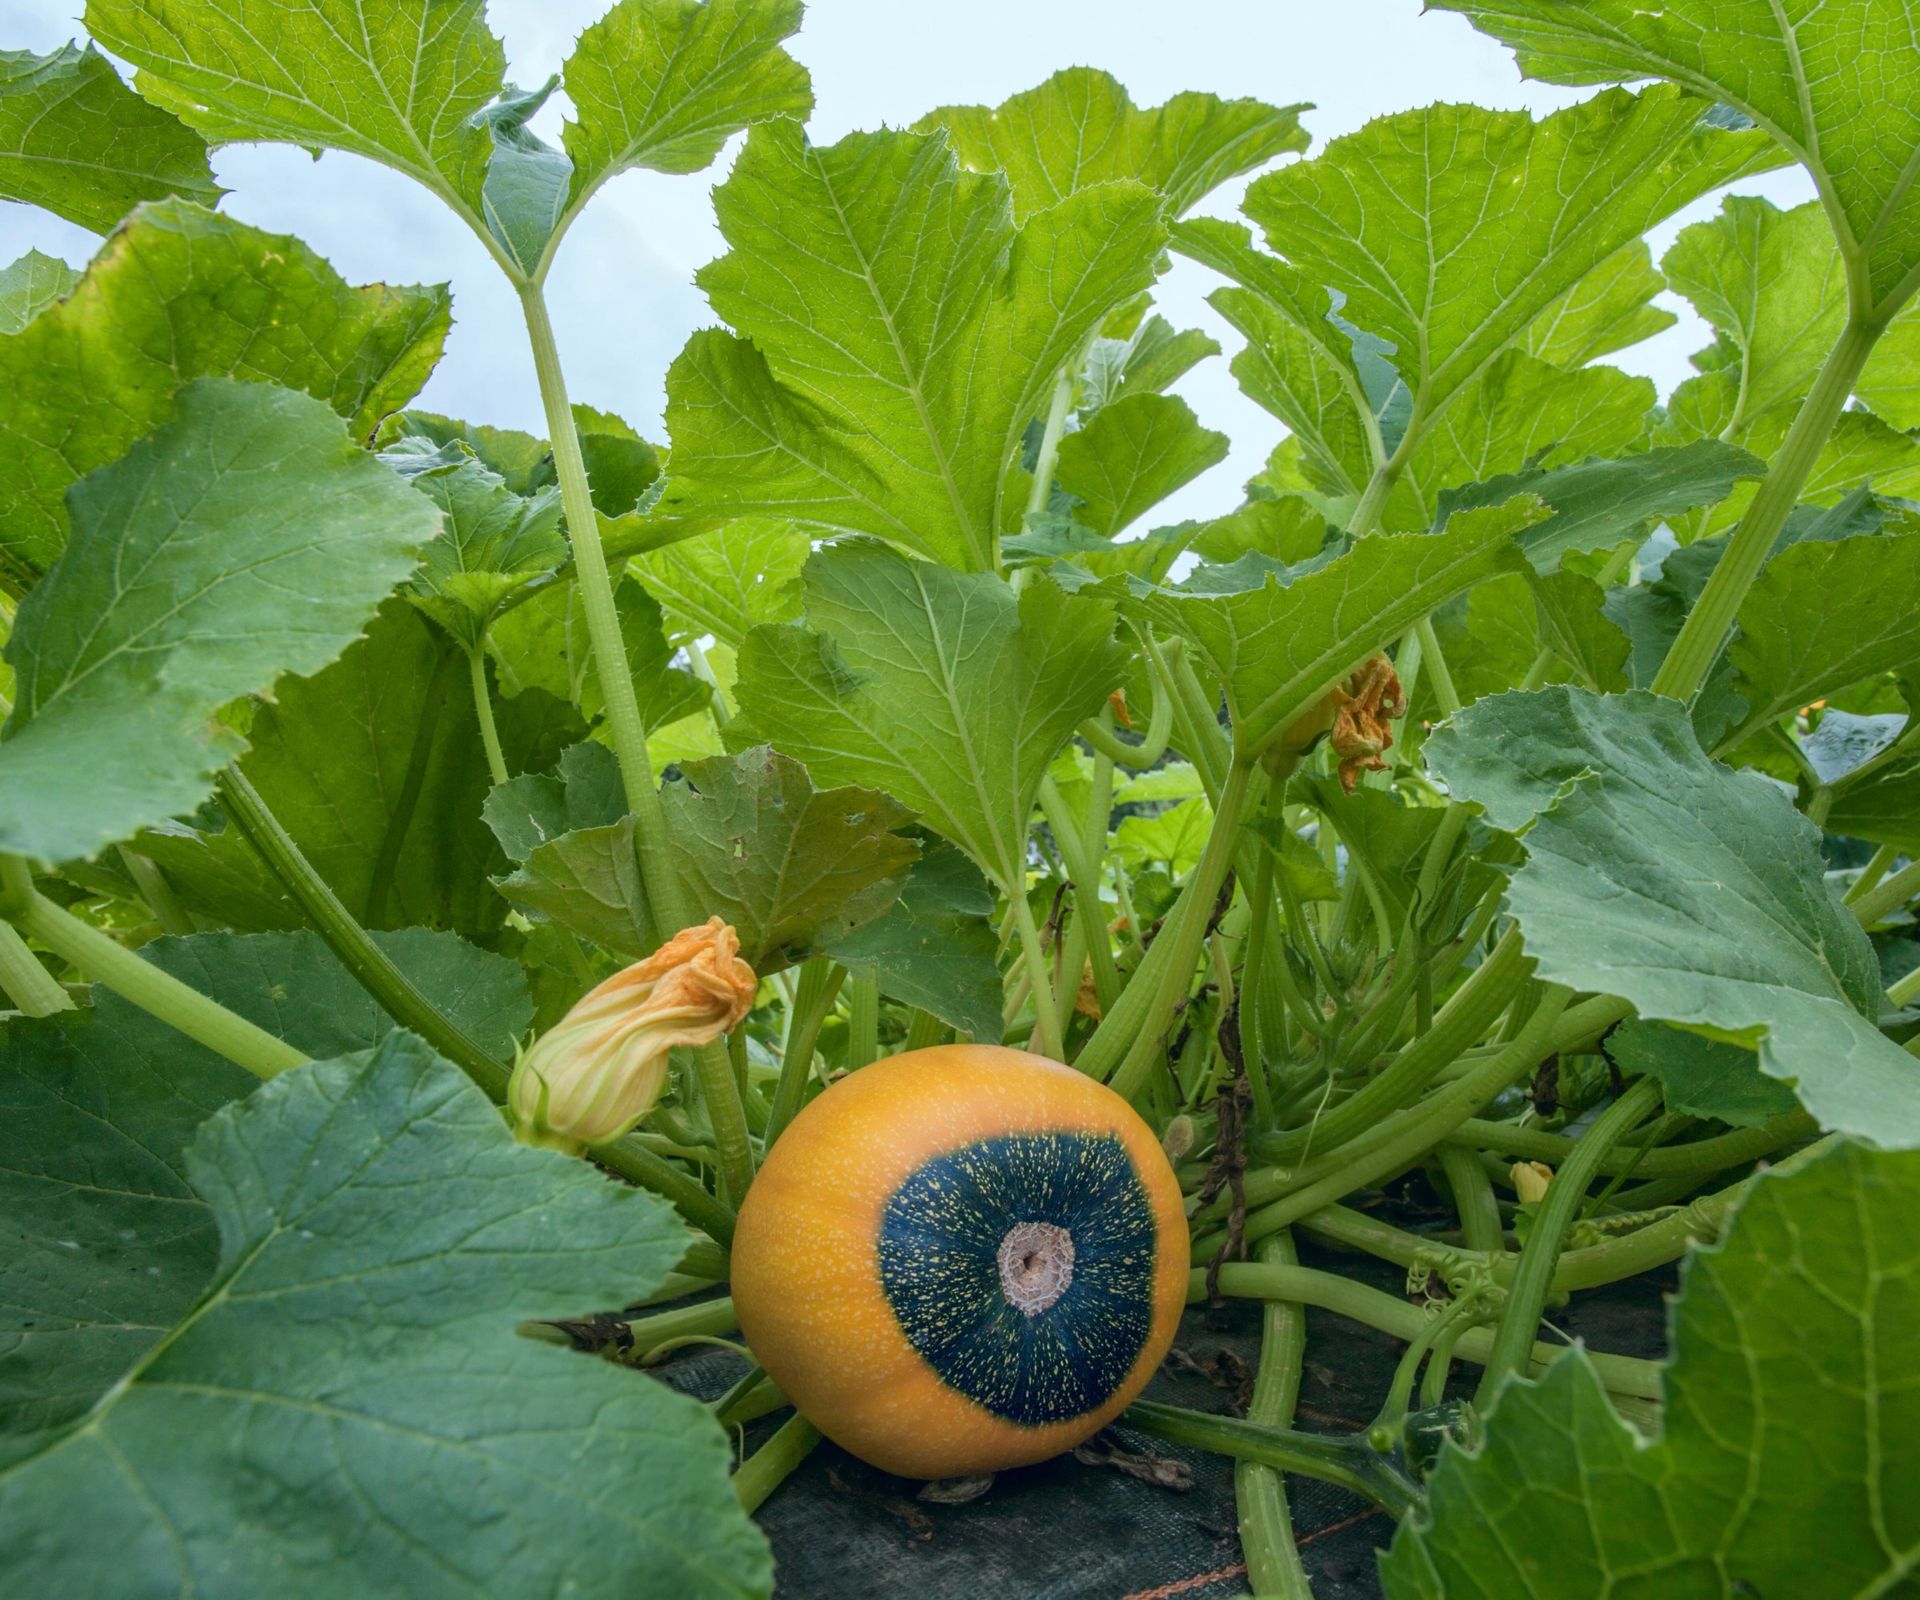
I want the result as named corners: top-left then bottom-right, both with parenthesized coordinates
top-left (508, 916), bottom-right (757, 1155)
top-left (1269, 654), bottom-right (1407, 791)
top-left (1510, 1160), bottom-right (1554, 1205)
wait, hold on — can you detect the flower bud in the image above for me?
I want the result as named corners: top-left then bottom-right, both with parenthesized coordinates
top-left (1510, 1159), bottom-right (1554, 1206)
top-left (509, 917), bottom-right (757, 1155)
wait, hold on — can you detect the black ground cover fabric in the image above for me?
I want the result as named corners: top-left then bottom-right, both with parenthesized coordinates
top-left (657, 1235), bottom-right (1676, 1599)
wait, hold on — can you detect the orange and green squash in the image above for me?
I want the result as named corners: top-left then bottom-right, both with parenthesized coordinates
top-left (731, 1044), bottom-right (1189, 1480)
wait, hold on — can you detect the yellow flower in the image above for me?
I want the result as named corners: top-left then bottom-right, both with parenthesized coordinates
top-left (1510, 1160), bottom-right (1554, 1205)
top-left (1269, 653), bottom-right (1408, 790)
top-left (509, 917), bottom-right (757, 1155)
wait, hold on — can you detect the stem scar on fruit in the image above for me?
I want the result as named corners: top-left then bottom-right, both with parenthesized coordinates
top-left (731, 1044), bottom-right (1190, 1480)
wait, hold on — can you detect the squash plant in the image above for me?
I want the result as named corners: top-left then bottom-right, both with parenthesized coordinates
top-left (2, 0), bottom-right (1920, 1594)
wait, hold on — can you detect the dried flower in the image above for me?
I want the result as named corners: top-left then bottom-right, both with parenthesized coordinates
top-left (1510, 1160), bottom-right (1554, 1206)
top-left (509, 917), bottom-right (757, 1155)
top-left (1328, 654), bottom-right (1407, 793)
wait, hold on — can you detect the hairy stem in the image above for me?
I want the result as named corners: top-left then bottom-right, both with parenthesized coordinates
top-left (766, 957), bottom-right (844, 1145)
top-left (468, 646), bottom-right (510, 788)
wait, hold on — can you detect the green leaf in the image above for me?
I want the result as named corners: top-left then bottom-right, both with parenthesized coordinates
top-left (1436, 438), bottom-right (1767, 574)
top-left (629, 517), bottom-right (809, 647)
top-left (1436, 0), bottom-right (1920, 317)
top-left (138, 603), bottom-right (584, 935)
top-left (1054, 393), bottom-right (1229, 535)
top-left (1426, 686), bottom-right (1920, 1147)
top-left (1177, 218), bottom-right (1380, 503)
top-left (1079, 314), bottom-right (1220, 413)
top-left (1189, 494), bottom-right (1329, 566)
top-left (0, 201), bottom-right (451, 587)
top-left (1114, 796), bottom-right (1213, 876)
top-left (1726, 529), bottom-right (1920, 746)
top-left (0, 42), bottom-right (219, 231)
top-left (1, 926), bottom-right (528, 1446)
top-left (561, 0), bottom-right (811, 203)
top-left (483, 740), bottom-right (627, 865)
top-left (0, 249), bottom-right (78, 333)
top-left (918, 66), bottom-right (1307, 221)
top-left (0, 380), bottom-right (441, 864)
top-left (494, 819), bottom-right (650, 958)
top-left (472, 76), bottom-right (572, 276)
top-left (827, 832), bottom-right (1005, 1043)
top-left (1609, 1017), bottom-right (1799, 1128)
top-left (728, 542), bottom-right (1127, 891)
top-left (379, 409), bottom-right (551, 495)
top-left (488, 575), bottom-right (709, 729)
top-left (1126, 497), bottom-right (1543, 759)
top-left (1385, 351), bottom-right (1656, 535)
top-left (85, 0), bottom-right (508, 218)
top-left (660, 121), bottom-right (1167, 569)
top-left (1382, 1140), bottom-right (1920, 1599)
top-left (1528, 567), bottom-right (1631, 694)
top-left (0, 1032), bottom-right (770, 1598)
top-left (1518, 240), bottom-right (1676, 368)
top-left (1236, 87), bottom-right (1783, 448)
top-left (1826, 734), bottom-right (1920, 852)
top-left (658, 746), bottom-right (918, 972)
top-left (380, 436), bottom-right (567, 649)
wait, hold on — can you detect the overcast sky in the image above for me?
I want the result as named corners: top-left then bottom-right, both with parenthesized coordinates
top-left (3, 0), bottom-right (1814, 527)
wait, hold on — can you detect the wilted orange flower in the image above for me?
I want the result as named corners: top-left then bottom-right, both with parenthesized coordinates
top-left (1328, 654), bottom-right (1407, 793)
top-left (1108, 689), bottom-right (1134, 729)
top-left (509, 917), bottom-right (757, 1155)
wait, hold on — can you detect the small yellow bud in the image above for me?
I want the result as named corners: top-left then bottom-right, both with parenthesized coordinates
top-left (509, 917), bottom-right (757, 1155)
top-left (1510, 1160), bottom-right (1554, 1205)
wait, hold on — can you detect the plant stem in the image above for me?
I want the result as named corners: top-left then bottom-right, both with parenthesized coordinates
top-left (468, 646), bottom-right (510, 788)
top-left (732, 1412), bottom-right (822, 1513)
top-left (1238, 985), bottom-right (1570, 1247)
top-left (1085, 759), bottom-right (1255, 1097)
top-left (1447, 1109), bottom-right (1812, 1177)
top-left (0, 854), bottom-right (305, 1079)
top-left (516, 282), bottom-right (682, 941)
top-left (1889, 961), bottom-right (1920, 1010)
top-left (216, 768), bottom-right (514, 1096)
top-left (1038, 771), bottom-right (1120, 1011)
top-left (1024, 364), bottom-right (1077, 526)
top-left (1235, 1234), bottom-right (1313, 1599)
top-left (766, 957), bottom-right (844, 1145)
top-left (1195, 1262), bottom-right (1663, 1401)
top-left (623, 1294), bottom-right (740, 1363)
top-left (1851, 857), bottom-right (1920, 929)
top-left (117, 847), bottom-right (193, 936)
top-left (1651, 316), bottom-right (1882, 703)
top-left (0, 917), bottom-right (72, 1015)
top-left (1008, 881), bottom-right (1066, 1060)
top-left (1124, 1401), bottom-right (1423, 1519)
top-left (847, 971), bottom-right (881, 1069)
top-left (1440, 1142), bottom-right (1505, 1256)
top-left (1476, 1077), bottom-right (1662, 1405)
top-left (1257, 928), bottom-right (1528, 1167)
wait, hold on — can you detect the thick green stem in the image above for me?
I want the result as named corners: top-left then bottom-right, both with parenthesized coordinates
top-left (517, 283), bottom-right (682, 940)
top-left (847, 971), bottom-right (881, 1069)
top-left (217, 768), bottom-right (514, 1095)
top-left (468, 646), bottom-right (510, 788)
top-left (1889, 961), bottom-right (1920, 1010)
top-left (1652, 317), bottom-right (1882, 703)
top-left (766, 957), bottom-right (844, 1145)
top-left (1238, 985), bottom-right (1570, 1247)
top-left (1078, 670), bottom-right (1173, 769)
top-left (0, 917), bottom-right (73, 1015)
top-left (1256, 928), bottom-right (1528, 1167)
top-left (1038, 771), bottom-right (1120, 1012)
top-left (1024, 363), bottom-right (1077, 527)
top-left (696, 1034), bottom-right (758, 1208)
top-left (1447, 1108), bottom-right (1812, 1177)
top-left (1124, 1400), bottom-right (1422, 1519)
top-left (117, 847), bottom-right (193, 936)
top-left (732, 1412), bottom-right (822, 1513)
top-left (0, 854), bottom-right (305, 1079)
top-left (1196, 1262), bottom-right (1663, 1401)
top-left (1852, 857), bottom-right (1920, 929)
top-left (1008, 880), bottom-right (1066, 1062)
top-left (1476, 1077), bottom-right (1663, 1405)
top-left (1082, 759), bottom-right (1255, 1096)
top-left (1235, 1234), bottom-right (1314, 1598)
top-left (1440, 1143), bottom-right (1505, 1256)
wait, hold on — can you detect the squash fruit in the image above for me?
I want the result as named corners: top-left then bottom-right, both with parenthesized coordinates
top-left (732, 1044), bottom-right (1189, 1479)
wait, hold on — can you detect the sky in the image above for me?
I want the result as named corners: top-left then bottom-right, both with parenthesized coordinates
top-left (2, 0), bottom-right (1815, 529)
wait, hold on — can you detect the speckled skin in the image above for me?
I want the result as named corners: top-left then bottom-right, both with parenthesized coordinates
top-left (731, 1045), bottom-right (1190, 1480)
